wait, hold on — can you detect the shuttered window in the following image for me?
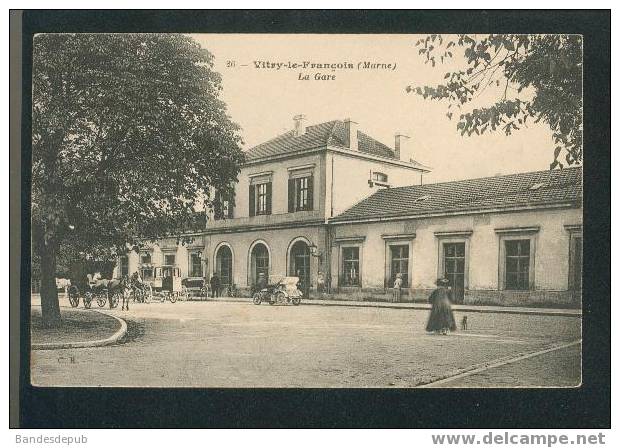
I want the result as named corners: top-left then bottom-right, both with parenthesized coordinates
top-left (214, 190), bottom-right (234, 220)
top-left (251, 182), bottom-right (271, 216)
top-left (288, 175), bottom-right (314, 212)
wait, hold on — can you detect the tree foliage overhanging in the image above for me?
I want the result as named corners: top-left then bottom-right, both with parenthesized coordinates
top-left (407, 34), bottom-right (583, 168)
top-left (32, 33), bottom-right (245, 324)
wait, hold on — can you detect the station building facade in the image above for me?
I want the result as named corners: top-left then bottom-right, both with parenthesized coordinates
top-left (117, 116), bottom-right (582, 307)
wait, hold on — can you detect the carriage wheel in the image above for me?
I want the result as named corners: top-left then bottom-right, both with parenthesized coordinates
top-left (292, 297), bottom-right (301, 306)
top-left (252, 293), bottom-right (262, 305)
top-left (68, 286), bottom-right (80, 307)
top-left (96, 294), bottom-right (107, 308)
top-left (83, 292), bottom-right (92, 309)
top-left (272, 291), bottom-right (285, 305)
top-left (169, 292), bottom-right (177, 303)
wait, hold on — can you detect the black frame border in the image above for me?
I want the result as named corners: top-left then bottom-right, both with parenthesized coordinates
top-left (13, 9), bottom-right (611, 428)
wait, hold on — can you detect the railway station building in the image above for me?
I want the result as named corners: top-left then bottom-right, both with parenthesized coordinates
top-left (117, 116), bottom-right (582, 307)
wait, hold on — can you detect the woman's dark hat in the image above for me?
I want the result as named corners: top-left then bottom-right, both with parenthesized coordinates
top-left (436, 278), bottom-right (450, 286)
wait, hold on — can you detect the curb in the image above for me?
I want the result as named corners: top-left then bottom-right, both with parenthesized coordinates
top-left (206, 297), bottom-right (581, 317)
top-left (32, 309), bottom-right (128, 351)
top-left (417, 339), bottom-right (583, 388)
top-left (302, 301), bottom-right (582, 317)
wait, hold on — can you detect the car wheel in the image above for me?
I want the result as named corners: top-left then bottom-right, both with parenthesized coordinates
top-left (252, 293), bottom-right (262, 305)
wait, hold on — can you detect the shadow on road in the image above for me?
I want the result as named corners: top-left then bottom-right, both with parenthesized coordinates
top-left (119, 319), bottom-right (145, 345)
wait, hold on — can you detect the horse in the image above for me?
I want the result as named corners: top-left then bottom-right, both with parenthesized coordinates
top-left (113, 275), bottom-right (132, 311)
top-left (87, 273), bottom-right (131, 309)
top-left (129, 271), bottom-right (150, 304)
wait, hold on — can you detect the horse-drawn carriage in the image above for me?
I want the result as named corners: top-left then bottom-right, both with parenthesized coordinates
top-left (67, 272), bottom-right (125, 309)
top-left (147, 267), bottom-right (189, 303)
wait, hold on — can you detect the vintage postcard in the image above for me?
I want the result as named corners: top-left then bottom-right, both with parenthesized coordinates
top-left (30, 32), bottom-right (583, 388)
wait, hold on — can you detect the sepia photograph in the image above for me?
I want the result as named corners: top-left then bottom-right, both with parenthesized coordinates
top-left (27, 31), bottom-right (586, 390)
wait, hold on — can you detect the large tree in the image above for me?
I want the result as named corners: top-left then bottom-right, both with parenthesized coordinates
top-left (33, 34), bottom-right (244, 326)
top-left (408, 34), bottom-right (582, 168)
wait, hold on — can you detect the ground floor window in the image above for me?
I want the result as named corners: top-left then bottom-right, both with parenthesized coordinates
top-left (443, 242), bottom-right (465, 300)
top-left (504, 239), bottom-right (530, 290)
top-left (496, 228), bottom-right (538, 291)
top-left (390, 245), bottom-right (409, 287)
top-left (216, 245), bottom-right (233, 287)
top-left (189, 251), bottom-right (203, 277)
top-left (341, 246), bottom-right (360, 286)
top-left (250, 243), bottom-right (270, 285)
top-left (567, 227), bottom-right (582, 293)
top-left (290, 240), bottom-right (311, 293)
top-left (140, 267), bottom-right (154, 281)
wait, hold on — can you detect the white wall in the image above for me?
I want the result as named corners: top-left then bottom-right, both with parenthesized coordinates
top-left (331, 207), bottom-right (582, 291)
top-left (329, 152), bottom-right (424, 218)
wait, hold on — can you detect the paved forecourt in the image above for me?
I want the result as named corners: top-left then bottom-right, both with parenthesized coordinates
top-left (30, 298), bottom-right (581, 388)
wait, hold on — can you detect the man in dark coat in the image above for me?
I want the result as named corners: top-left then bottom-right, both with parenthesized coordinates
top-left (210, 273), bottom-right (221, 298)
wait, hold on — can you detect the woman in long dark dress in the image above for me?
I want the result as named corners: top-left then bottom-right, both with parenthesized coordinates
top-left (426, 278), bottom-right (457, 335)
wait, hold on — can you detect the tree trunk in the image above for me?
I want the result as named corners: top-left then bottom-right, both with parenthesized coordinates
top-left (39, 242), bottom-right (62, 327)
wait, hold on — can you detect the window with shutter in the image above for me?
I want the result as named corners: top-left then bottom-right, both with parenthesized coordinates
top-left (249, 184), bottom-right (256, 217)
top-left (307, 175), bottom-right (314, 211)
top-left (288, 178), bottom-right (295, 213)
top-left (288, 175), bottom-right (314, 212)
top-left (254, 182), bottom-right (271, 215)
top-left (266, 182), bottom-right (272, 214)
top-left (227, 197), bottom-right (234, 218)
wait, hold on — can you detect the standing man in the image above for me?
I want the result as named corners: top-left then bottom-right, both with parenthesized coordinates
top-left (210, 273), bottom-right (221, 298)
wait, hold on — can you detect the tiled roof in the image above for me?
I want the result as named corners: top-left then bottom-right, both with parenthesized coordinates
top-left (330, 166), bottom-right (583, 223)
top-left (244, 119), bottom-right (426, 168)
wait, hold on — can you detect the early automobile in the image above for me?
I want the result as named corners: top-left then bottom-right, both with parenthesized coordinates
top-left (252, 276), bottom-right (302, 306)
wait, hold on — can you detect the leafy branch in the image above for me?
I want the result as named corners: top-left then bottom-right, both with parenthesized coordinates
top-left (407, 34), bottom-right (583, 168)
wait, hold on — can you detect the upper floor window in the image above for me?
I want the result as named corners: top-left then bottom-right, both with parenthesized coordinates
top-left (288, 175), bottom-right (314, 212)
top-left (140, 252), bottom-right (151, 265)
top-left (249, 181), bottom-right (272, 216)
top-left (257, 183), bottom-right (269, 214)
top-left (214, 189), bottom-right (234, 220)
top-left (369, 171), bottom-right (389, 188)
top-left (373, 172), bottom-right (388, 183)
top-left (164, 253), bottom-right (176, 266)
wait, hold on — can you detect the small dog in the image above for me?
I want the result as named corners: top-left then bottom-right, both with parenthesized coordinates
top-left (461, 315), bottom-right (468, 331)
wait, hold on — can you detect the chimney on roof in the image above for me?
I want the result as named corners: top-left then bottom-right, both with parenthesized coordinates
top-left (293, 114), bottom-right (306, 136)
top-left (395, 133), bottom-right (411, 161)
top-left (344, 118), bottom-right (358, 151)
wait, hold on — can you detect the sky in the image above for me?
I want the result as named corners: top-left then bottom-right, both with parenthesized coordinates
top-left (192, 34), bottom-right (559, 183)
